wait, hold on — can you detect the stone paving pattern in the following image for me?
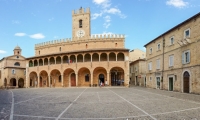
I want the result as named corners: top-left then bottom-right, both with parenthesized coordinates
top-left (0, 86), bottom-right (200, 120)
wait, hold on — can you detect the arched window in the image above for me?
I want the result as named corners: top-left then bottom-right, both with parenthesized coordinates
top-left (39, 51), bottom-right (40, 55)
top-left (79, 19), bottom-right (82, 28)
top-left (14, 62), bottom-right (20, 66)
top-left (59, 47), bottom-right (61, 52)
top-left (85, 74), bottom-right (89, 82)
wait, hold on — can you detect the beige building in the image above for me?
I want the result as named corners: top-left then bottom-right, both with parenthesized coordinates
top-left (129, 59), bottom-right (146, 87)
top-left (25, 7), bottom-right (130, 88)
top-left (144, 12), bottom-right (200, 94)
top-left (129, 49), bottom-right (145, 62)
top-left (0, 46), bottom-right (26, 88)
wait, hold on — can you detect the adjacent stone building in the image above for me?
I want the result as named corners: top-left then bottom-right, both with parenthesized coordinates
top-left (25, 7), bottom-right (130, 88)
top-left (129, 49), bottom-right (145, 62)
top-left (144, 12), bottom-right (200, 94)
top-left (0, 46), bottom-right (26, 88)
top-left (129, 59), bottom-right (146, 87)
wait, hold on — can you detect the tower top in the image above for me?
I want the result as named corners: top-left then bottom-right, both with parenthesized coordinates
top-left (13, 45), bottom-right (22, 55)
top-left (72, 7), bottom-right (90, 15)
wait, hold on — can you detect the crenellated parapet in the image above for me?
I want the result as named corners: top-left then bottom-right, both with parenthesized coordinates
top-left (35, 34), bottom-right (125, 49)
top-left (72, 7), bottom-right (90, 15)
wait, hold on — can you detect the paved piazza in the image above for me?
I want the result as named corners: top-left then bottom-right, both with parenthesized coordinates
top-left (1, 87), bottom-right (200, 120)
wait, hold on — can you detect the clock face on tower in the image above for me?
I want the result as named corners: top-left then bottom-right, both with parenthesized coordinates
top-left (76, 30), bottom-right (85, 37)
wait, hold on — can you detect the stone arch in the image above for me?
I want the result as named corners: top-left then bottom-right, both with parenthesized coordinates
top-left (34, 60), bottom-right (38, 66)
top-left (39, 70), bottom-right (49, 87)
top-left (109, 52), bottom-right (116, 61)
top-left (77, 54), bottom-right (83, 62)
top-left (100, 53), bottom-right (107, 61)
top-left (18, 78), bottom-right (24, 88)
top-left (10, 78), bottom-right (17, 86)
top-left (39, 59), bottom-right (43, 66)
top-left (93, 67), bottom-right (107, 86)
top-left (56, 56), bottom-right (61, 64)
top-left (44, 58), bottom-right (48, 65)
top-left (183, 71), bottom-right (190, 93)
top-left (50, 69), bottom-right (61, 87)
top-left (84, 54), bottom-right (91, 62)
top-left (63, 56), bottom-right (69, 64)
top-left (92, 53), bottom-right (99, 62)
top-left (70, 55), bottom-right (76, 63)
top-left (50, 57), bottom-right (55, 65)
top-left (78, 67), bottom-right (91, 86)
top-left (14, 62), bottom-right (20, 66)
top-left (63, 68), bottom-right (76, 87)
top-left (110, 67), bottom-right (124, 86)
top-left (29, 60), bottom-right (33, 67)
top-left (117, 52), bottom-right (125, 61)
top-left (29, 71), bottom-right (38, 87)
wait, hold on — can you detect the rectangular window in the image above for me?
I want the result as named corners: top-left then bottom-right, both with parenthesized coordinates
top-left (12, 69), bottom-right (15, 74)
top-left (149, 76), bottom-right (152, 81)
top-left (148, 62), bottom-right (152, 70)
top-left (169, 55), bottom-right (174, 67)
top-left (184, 28), bottom-right (190, 38)
top-left (149, 48), bottom-right (152, 54)
top-left (157, 44), bottom-right (161, 50)
top-left (156, 59), bottom-right (160, 69)
top-left (170, 37), bottom-right (174, 45)
top-left (24, 70), bottom-right (26, 75)
top-left (182, 50), bottom-right (190, 64)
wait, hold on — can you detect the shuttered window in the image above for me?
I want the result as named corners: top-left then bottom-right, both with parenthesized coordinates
top-left (156, 59), bottom-right (160, 69)
top-left (182, 50), bottom-right (190, 64)
top-left (169, 55), bottom-right (174, 67)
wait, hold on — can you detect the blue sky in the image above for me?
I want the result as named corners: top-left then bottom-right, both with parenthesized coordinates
top-left (0, 0), bottom-right (200, 59)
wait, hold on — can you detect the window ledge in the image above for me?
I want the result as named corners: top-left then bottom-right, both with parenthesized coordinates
top-left (157, 49), bottom-right (161, 52)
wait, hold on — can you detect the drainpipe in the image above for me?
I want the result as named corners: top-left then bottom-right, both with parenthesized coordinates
top-left (162, 36), bottom-right (165, 90)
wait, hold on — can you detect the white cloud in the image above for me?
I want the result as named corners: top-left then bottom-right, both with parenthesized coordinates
top-left (104, 15), bottom-right (111, 22)
top-left (0, 50), bottom-right (6, 54)
top-left (12, 20), bottom-right (20, 24)
top-left (103, 23), bottom-right (110, 29)
top-left (166, 0), bottom-right (188, 8)
top-left (48, 17), bottom-right (54, 21)
top-left (30, 33), bottom-right (45, 39)
top-left (14, 33), bottom-right (26, 37)
top-left (106, 8), bottom-right (127, 19)
top-left (93, 0), bottom-right (111, 8)
top-left (92, 12), bottom-right (103, 20)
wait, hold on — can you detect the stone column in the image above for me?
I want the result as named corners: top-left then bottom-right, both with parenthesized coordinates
top-left (16, 78), bottom-right (18, 88)
top-left (91, 73), bottom-right (93, 86)
top-left (38, 75), bottom-right (40, 88)
top-left (48, 76), bottom-right (51, 87)
top-left (61, 75), bottom-right (63, 87)
top-left (76, 73), bottom-right (78, 87)
top-left (107, 72), bottom-right (110, 86)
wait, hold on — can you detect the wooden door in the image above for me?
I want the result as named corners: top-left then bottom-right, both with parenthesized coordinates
top-left (71, 73), bottom-right (76, 86)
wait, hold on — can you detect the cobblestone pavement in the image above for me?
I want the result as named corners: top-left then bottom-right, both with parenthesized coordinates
top-left (1, 86), bottom-right (200, 120)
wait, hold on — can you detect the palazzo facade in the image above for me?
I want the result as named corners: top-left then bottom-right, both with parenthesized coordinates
top-left (144, 12), bottom-right (200, 94)
top-left (25, 7), bottom-right (129, 88)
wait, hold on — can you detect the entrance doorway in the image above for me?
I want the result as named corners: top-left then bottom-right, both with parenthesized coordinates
top-left (30, 79), bottom-right (32, 87)
top-left (18, 78), bottom-right (24, 88)
top-left (10, 78), bottom-right (17, 86)
top-left (183, 71), bottom-right (190, 93)
top-left (156, 77), bottom-right (160, 89)
top-left (169, 77), bottom-right (173, 91)
top-left (4, 78), bottom-right (7, 87)
top-left (71, 73), bottom-right (76, 86)
top-left (144, 77), bottom-right (146, 87)
top-left (99, 74), bottom-right (104, 85)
